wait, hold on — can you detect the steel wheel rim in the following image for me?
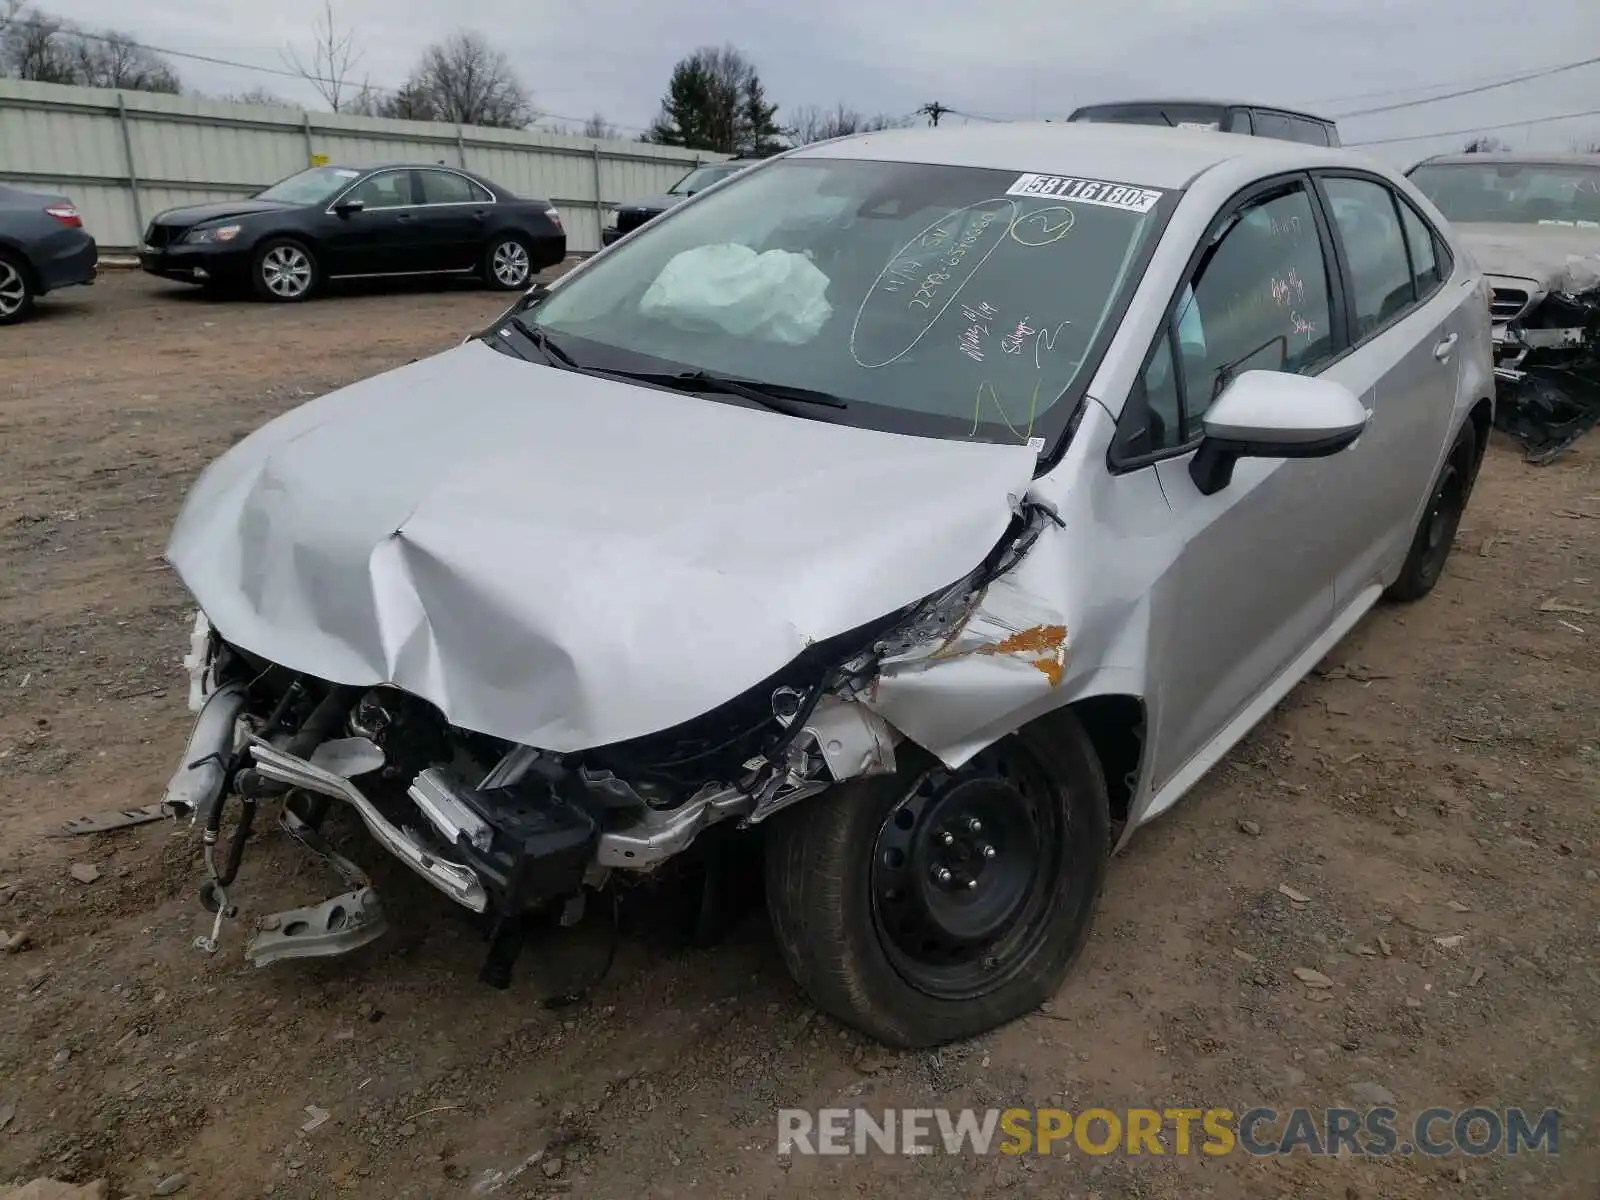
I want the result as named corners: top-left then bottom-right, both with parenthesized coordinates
top-left (1420, 461), bottom-right (1464, 583)
top-left (870, 742), bottom-right (1068, 1001)
top-left (262, 246), bottom-right (312, 298)
top-left (493, 241), bottom-right (530, 286)
top-left (0, 262), bottom-right (26, 315)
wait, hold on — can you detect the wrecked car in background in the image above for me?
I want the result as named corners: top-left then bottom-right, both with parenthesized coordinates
top-left (161, 123), bottom-right (1492, 1049)
top-left (1409, 152), bottom-right (1600, 462)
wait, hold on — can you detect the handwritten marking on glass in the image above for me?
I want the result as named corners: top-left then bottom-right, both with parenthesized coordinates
top-left (850, 198), bottom-right (1018, 369)
top-left (1033, 321), bottom-right (1071, 370)
top-left (1001, 317), bottom-right (1036, 355)
top-left (909, 269), bottom-right (954, 310)
top-left (1270, 268), bottom-right (1305, 308)
top-left (1008, 206), bottom-right (1076, 246)
top-left (971, 377), bottom-right (1045, 440)
top-left (882, 257), bottom-right (922, 294)
top-left (957, 302), bottom-right (999, 362)
top-left (1290, 312), bottom-right (1318, 341)
top-left (1268, 214), bottom-right (1302, 238)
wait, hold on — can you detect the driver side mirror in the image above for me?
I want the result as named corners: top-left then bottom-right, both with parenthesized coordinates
top-left (1189, 370), bottom-right (1369, 496)
top-left (333, 198), bottom-right (365, 218)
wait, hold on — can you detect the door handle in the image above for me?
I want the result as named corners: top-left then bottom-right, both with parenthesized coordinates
top-left (1433, 333), bottom-right (1458, 361)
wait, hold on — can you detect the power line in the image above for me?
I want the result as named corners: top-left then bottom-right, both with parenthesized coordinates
top-left (1346, 105), bottom-right (1600, 147)
top-left (0, 20), bottom-right (654, 132)
top-left (1332, 54), bottom-right (1600, 119)
top-left (1300, 55), bottom-right (1600, 106)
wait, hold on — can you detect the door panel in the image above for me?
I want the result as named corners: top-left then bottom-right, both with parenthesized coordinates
top-left (322, 170), bottom-right (417, 276)
top-left (1150, 450), bottom-right (1339, 787)
top-left (410, 170), bottom-right (493, 272)
top-left (1316, 175), bottom-right (1461, 605)
top-left (1133, 178), bottom-right (1345, 786)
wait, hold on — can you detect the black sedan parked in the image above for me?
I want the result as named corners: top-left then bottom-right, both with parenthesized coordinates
top-left (0, 183), bottom-right (98, 325)
top-left (600, 158), bottom-right (757, 246)
top-left (139, 163), bottom-right (566, 302)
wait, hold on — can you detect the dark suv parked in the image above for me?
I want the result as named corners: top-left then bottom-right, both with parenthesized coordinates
top-left (1068, 99), bottom-right (1340, 147)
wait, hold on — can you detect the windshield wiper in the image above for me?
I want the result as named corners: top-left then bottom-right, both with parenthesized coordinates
top-left (599, 368), bottom-right (849, 416)
top-left (507, 314), bottom-right (582, 370)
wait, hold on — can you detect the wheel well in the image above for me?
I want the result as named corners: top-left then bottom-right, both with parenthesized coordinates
top-left (1036, 694), bottom-right (1144, 830)
top-left (1467, 397), bottom-right (1492, 473)
top-left (0, 241), bottom-right (38, 290)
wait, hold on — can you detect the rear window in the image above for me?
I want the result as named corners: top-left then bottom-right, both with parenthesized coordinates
top-left (1069, 103), bottom-right (1226, 132)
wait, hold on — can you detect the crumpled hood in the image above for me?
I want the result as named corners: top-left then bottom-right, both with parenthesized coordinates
top-left (1456, 222), bottom-right (1600, 292)
top-left (167, 340), bottom-right (1038, 751)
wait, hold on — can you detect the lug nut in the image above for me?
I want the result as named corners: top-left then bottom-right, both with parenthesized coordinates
top-left (965, 878), bottom-right (978, 890)
top-left (933, 866), bottom-right (953, 885)
top-left (939, 832), bottom-right (954, 846)
top-left (967, 817), bottom-right (983, 834)
top-left (981, 844), bottom-right (997, 860)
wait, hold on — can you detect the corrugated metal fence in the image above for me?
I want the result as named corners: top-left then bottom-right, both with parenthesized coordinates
top-left (0, 78), bottom-right (725, 253)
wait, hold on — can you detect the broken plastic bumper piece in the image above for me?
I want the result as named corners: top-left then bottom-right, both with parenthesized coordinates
top-left (249, 742), bottom-right (490, 913)
top-left (247, 887), bottom-right (388, 968)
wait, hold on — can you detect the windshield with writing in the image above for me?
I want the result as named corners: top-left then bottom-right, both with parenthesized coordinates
top-left (527, 158), bottom-right (1168, 447)
top-left (256, 166), bottom-right (363, 206)
top-left (1408, 163), bottom-right (1600, 227)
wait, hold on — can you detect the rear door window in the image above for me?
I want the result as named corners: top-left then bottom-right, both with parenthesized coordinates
top-left (1396, 198), bottom-right (1445, 298)
top-left (418, 170), bottom-right (490, 205)
top-left (1322, 176), bottom-right (1417, 336)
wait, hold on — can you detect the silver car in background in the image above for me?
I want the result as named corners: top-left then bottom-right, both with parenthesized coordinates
top-left (1407, 152), bottom-right (1600, 461)
top-left (160, 123), bottom-right (1493, 1048)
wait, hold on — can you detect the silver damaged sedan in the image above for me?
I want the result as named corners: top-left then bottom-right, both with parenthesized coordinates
top-left (161, 123), bottom-right (1494, 1047)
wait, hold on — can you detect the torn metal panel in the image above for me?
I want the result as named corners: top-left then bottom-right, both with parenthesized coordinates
top-left (864, 573), bottom-right (1071, 765)
top-left (1491, 285), bottom-right (1600, 464)
top-left (165, 341), bottom-right (1040, 753)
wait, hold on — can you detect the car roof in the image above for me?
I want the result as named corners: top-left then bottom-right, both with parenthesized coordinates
top-left (787, 120), bottom-right (1359, 190)
top-left (1412, 152), bottom-right (1600, 168)
top-left (1072, 98), bottom-right (1335, 122)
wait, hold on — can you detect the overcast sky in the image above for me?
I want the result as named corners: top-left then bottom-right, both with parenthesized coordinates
top-left (36, 0), bottom-right (1600, 163)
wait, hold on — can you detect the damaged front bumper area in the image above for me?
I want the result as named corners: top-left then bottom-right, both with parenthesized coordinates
top-left (161, 499), bottom-right (1070, 986)
top-left (162, 499), bottom-right (1068, 985)
top-left (1491, 281), bottom-right (1600, 463)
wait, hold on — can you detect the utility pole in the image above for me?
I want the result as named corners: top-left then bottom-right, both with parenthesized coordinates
top-left (919, 102), bottom-right (951, 128)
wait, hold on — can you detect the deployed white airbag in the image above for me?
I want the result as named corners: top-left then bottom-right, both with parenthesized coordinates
top-left (639, 243), bottom-right (832, 344)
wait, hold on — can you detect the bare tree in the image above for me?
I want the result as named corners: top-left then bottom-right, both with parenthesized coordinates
top-left (582, 112), bottom-right (617, 140)
top-left (0, 0), bottom-right (76, 84)
top-left (786, 103), bottom-right (906, 145)
top-left (1462, 135), bottom-right (1510, 154)
top-left (284, 0), bottom-right (361, 112)
top-left (1, 2), bottom-right (179, 92)
top-left (70, 29), bottom-right (179, 92)
top-left (223, 86), bottom-right (289, 107)
top-left (381, 31), bottom-right (535, 128)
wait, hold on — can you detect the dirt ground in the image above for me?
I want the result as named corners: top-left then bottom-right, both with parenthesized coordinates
top-left (0, 270), bottom-right (1596, 1200)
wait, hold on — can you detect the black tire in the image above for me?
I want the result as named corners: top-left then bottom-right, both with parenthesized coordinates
top-left (0, 250), bottom-right (36, 325)
top-left (1385, 420), bottom-right (1476, 603)
top-left (764, 715), bottom-right (1110, 1048)
top-left (251, 237), bottom-right (319, 302)
top-left (484, 234), bottom-right (534, 291)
